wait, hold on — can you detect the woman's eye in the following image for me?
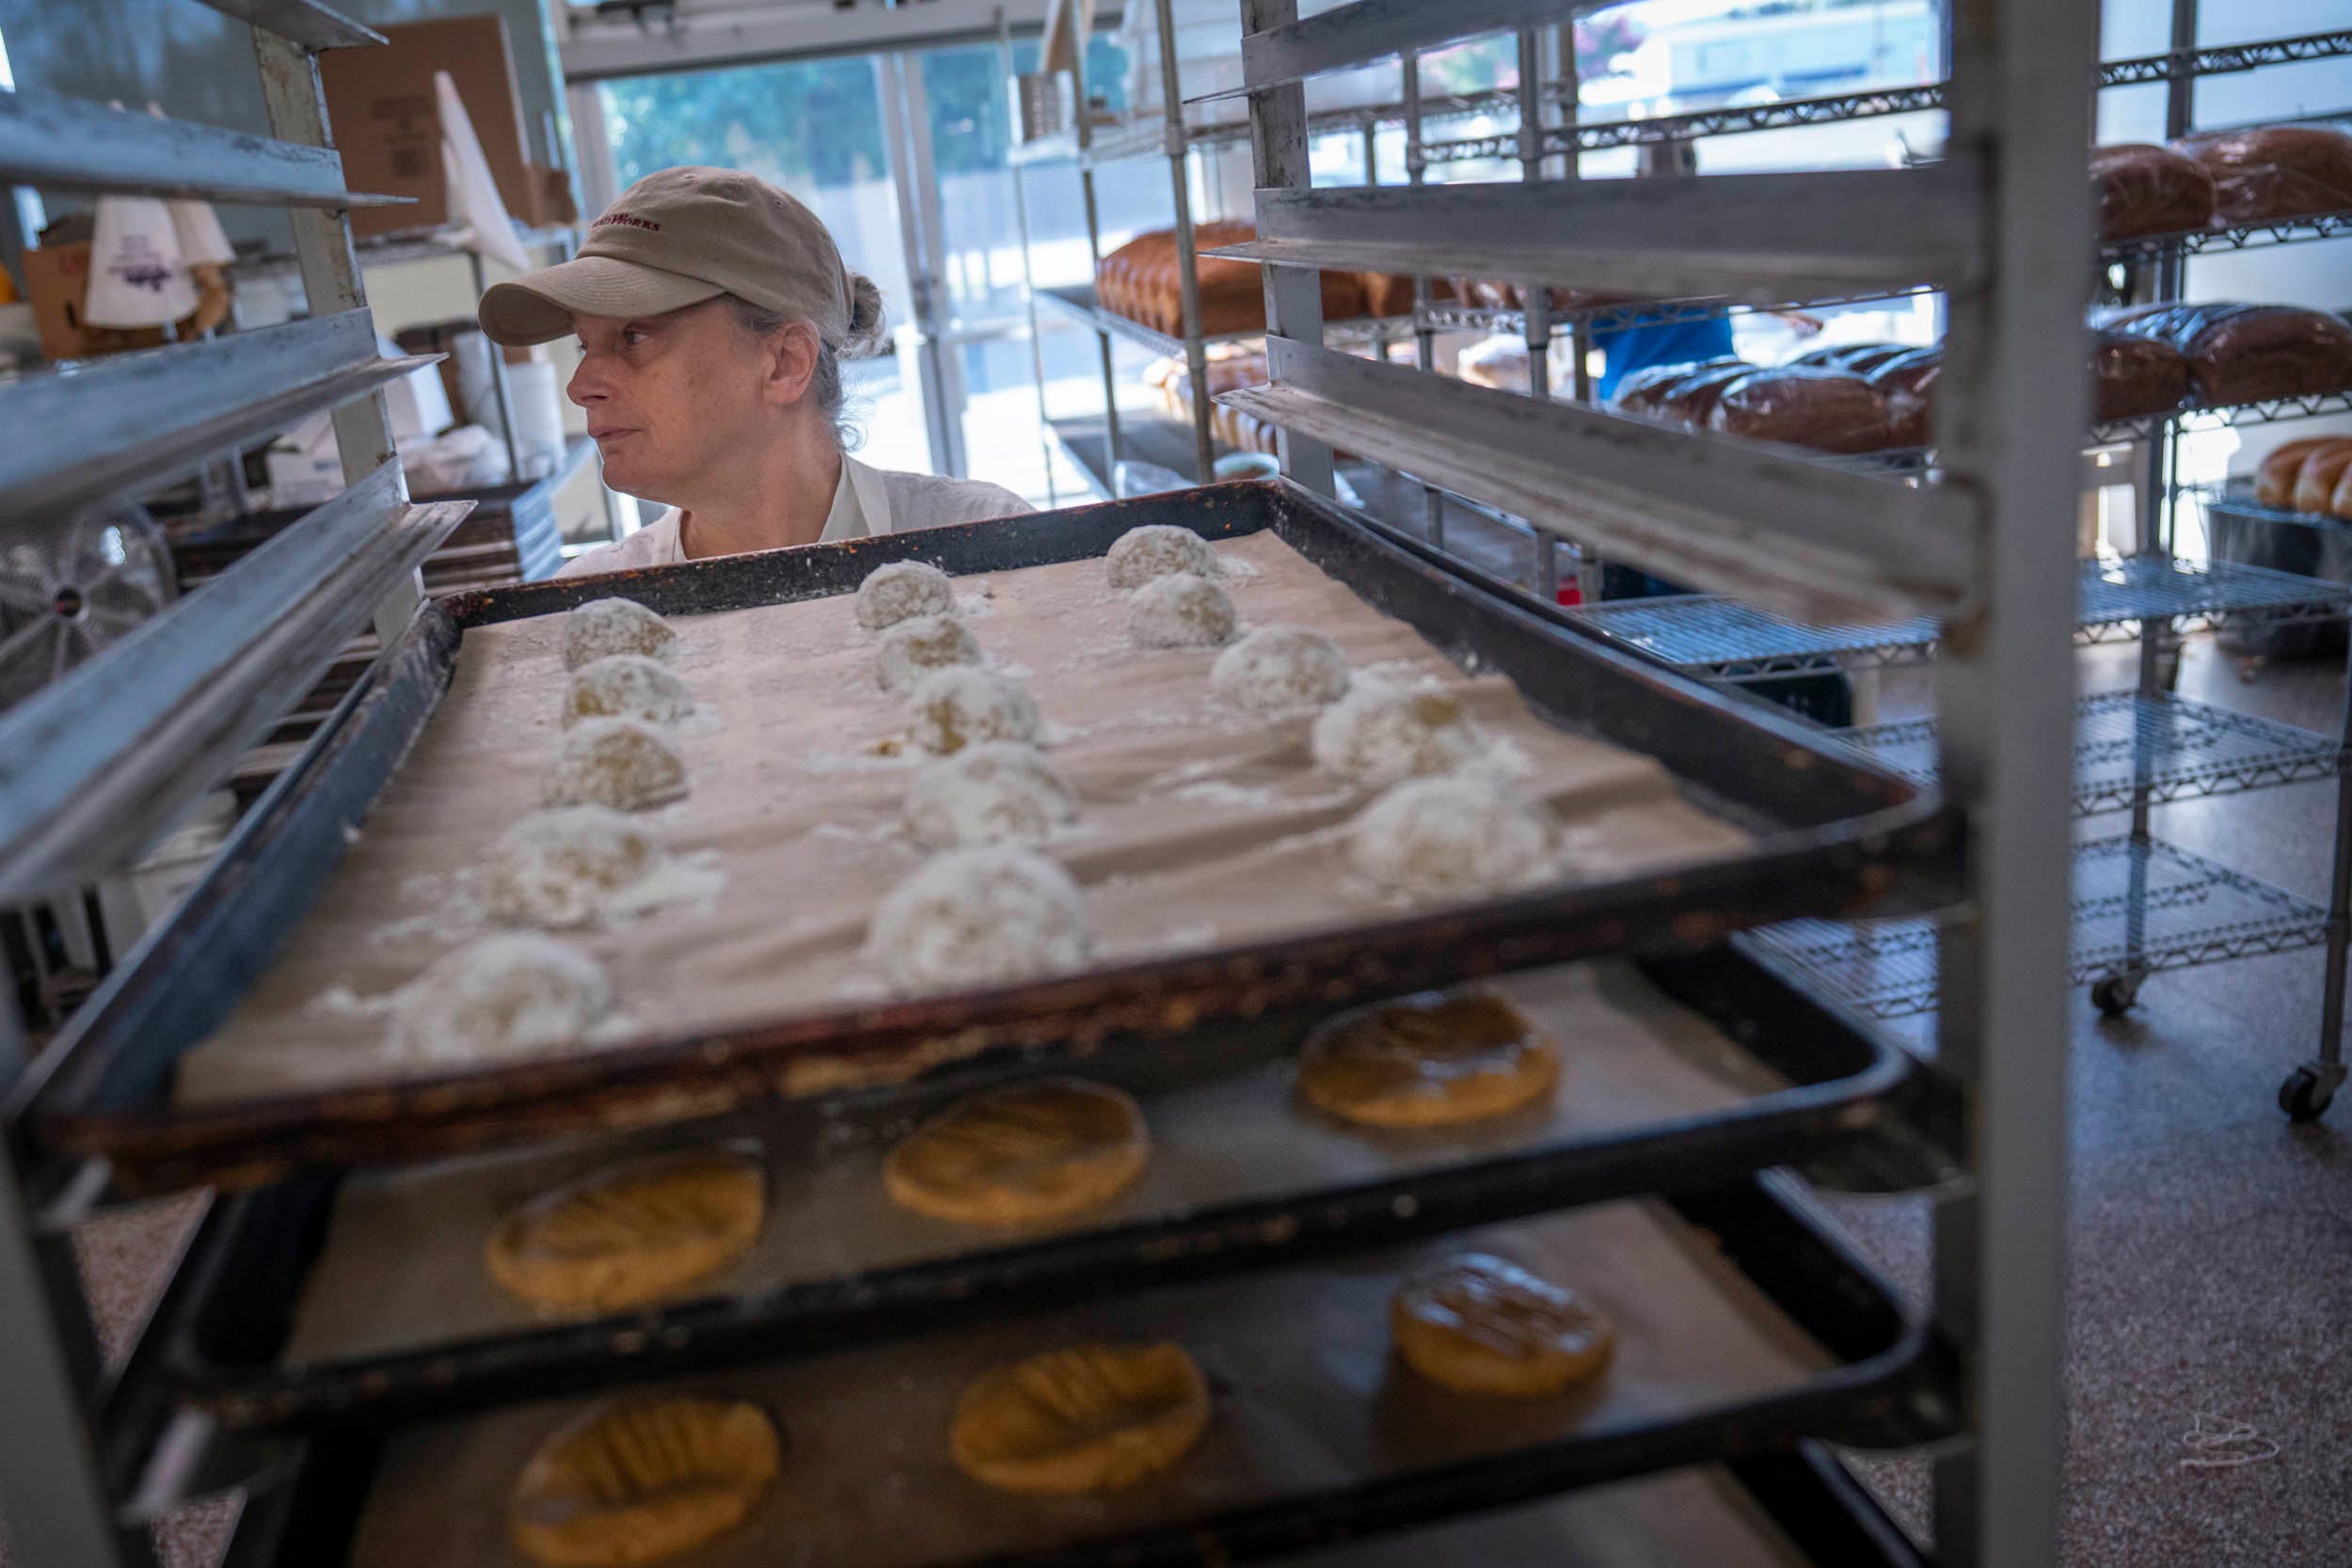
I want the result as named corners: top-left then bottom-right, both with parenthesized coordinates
top-left (624, 327), bottom-right (651, 348)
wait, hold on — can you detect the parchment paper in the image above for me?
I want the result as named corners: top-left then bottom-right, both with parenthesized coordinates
top-left (282, 958), bottom-right (1788, 1366)
top-left (177, 531), bottom-right (1748, 1106)
top-left (343, 1199), bottom-right (1832, 1568)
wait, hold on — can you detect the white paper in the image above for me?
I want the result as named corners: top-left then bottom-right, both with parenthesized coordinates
top-left (436, 71), bottom-right (528, 274)
top-left (85, 196), bottom-right (196, 328)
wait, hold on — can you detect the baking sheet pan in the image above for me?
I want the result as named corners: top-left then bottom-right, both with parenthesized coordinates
top-left (30, 480), bottom-right (1961, 1191)
top-left (166, 945), bottom-right (1938, 1429)
top-left (317, 1181), bottom-right (1927, 1568)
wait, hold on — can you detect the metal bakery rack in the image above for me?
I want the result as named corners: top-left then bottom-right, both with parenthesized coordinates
top-left (0, 8), bottom-right (2071, 1568)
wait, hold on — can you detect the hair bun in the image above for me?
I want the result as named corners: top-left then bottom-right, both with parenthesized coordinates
top-left (843, 271), bottom-right (887, 356)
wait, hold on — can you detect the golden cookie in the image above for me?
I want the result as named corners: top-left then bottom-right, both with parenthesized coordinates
top-left (883, 1078), bottom-right (1148, 1226)
top-left (1391, 1253), bottom-right (1615, 1397)
top-left (486, 1149), bottom-right (766, 1313)
top-left (508, 1396), bottom-right (781, 1568)
top-left (949, 1342), bottom-right (1210, 1495)
top-left (1296, 991), bottom-right (1560, 1128)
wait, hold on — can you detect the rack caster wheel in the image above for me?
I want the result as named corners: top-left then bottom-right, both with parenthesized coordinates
top-left (2090, 973), bottom-right (2140, 1015)
top-left (2280, 1067), bottom-right (2337, 1123)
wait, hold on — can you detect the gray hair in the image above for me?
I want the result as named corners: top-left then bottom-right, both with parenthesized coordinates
top-left (728, 278), bottom-right (885, 453)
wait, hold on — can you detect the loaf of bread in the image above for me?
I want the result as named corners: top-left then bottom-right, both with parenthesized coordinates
top-left (2172, 126), bottom-right (2352, 224)
top-left (2089, 328), bottom-right (2193, 420)
top-left (1868, 348), bottom-right (1941, 448)
top-left (1789, 342), bottom-right (1912, 373)
top-left (1356, 273), bottom-right (1454, 318)
top-left (1610, 357), bottom-right (1746, 419)
top-left (2255, 437), bottom-right (2346, 507)
top-left (1705, 367), bottom-right (1897, 454)
top-left (2296, 441), bottom-right (2352, 515)
top-left (2090, 143), bottom-right (2217, 238)
top-left (2118, 303), bottom-right (2352, 405)
top-left (1096, 223), bottom-right (1368, 337)
top-left (1457, 336), bottom-right (1534, 392)
top-left (1658, 362), bottom-right (1760, 427)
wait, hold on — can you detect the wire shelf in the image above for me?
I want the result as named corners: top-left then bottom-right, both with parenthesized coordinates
top-left (1840, 690), bottom-right (2347, 816)
top-left (2101, 207), bottom-right (2352, 265)
top-left (1013, 90), bottom-right (1520, 169)
top-left (1419, 284), bottom-right (1940, 340)
top-left (2091, 387), bottom-right (2352, 446)
top-left (1749, 836), bottom-right (2333, 1018)
top-left (1570, 557), bottom-right (2352, 680)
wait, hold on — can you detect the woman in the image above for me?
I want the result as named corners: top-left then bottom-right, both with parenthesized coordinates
top-left (479, 166), bottom-right (1030, 578)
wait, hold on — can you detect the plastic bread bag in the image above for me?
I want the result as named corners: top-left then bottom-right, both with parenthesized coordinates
top-left (2117, 303), bottom-right (2352, 405)
top-left (1703, 367), bottom-right (1898, 455)
top-left (2172, 126), bottom-right (2352, 224)
top-left (2089, 143), bottom-right (2217, 238)
top-left (1611, 356), bottom-right (1744, 417)
top-left (2088, 329), bottom-right (2192, 420)
top-left (1658, 361), bottom-right (1762, 427)
top-left (1867, 347), bottom-right (1942, 448)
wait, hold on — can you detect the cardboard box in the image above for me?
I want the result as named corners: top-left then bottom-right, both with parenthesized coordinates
top-left (23, 243), bottom-right (166, 360)
top-left (320, 16), bottom-right (539, 240)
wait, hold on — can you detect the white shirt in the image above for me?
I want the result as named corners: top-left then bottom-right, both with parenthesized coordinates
top-left (556, 454), bottom-right (1032, 578)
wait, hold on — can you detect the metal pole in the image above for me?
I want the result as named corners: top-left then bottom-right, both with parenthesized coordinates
top-left (1929, 0), bottom-right (2093, 1563)
top-left (1071, 38), bottom-right (1122, 481)
top-left (469, 248), bottom-right (529, 493)
top-left (1403, 49), bottom-right (1444, 551)
top-left (1242, 0), bottom-right (1333, 497)
top-left (999, 11), bottom-right (1059, 510)
top-left (1516, 28), bottom-right (1558, 601)
top-left (1156, 0), bottom-right (1216, 484)
top-left (1556, 18), bottom-right (1601, 605)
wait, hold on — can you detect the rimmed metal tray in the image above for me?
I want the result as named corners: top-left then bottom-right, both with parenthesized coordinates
top-left (24, 479), bottom-right (1960, 1192)
top-left (195, 1174), bottom-right (1955, 1568)
top-left (159, 944), bottom-right (1949, 1429)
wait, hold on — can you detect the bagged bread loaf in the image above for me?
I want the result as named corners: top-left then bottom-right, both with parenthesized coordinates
top-left (2255, 437), bottom-right (2347, 508)
top-left (1659, 361), bottom-right (1761, 427)
top-left (1704, 367), bottom-right (1898, 454)
top-left (2172, 126), bottom-right (2352, 224)
top-left (1868, 347), bottom-right (1941, 448)
top-left (2119, 303), bottom-right (2352, 405)
top-left (2090, 143), bottom-right (2217, 238)
top-left (1789, 342), bottom-right (1911, 373)
top-left (2089, 328), bottom-right (2193, 420)
top-left (1612, 357), bottom-right (1746, 418)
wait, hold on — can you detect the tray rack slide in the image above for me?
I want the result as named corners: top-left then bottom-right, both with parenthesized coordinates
top-left (158, 942), bottom-right (1945, 1430)
top-left (181, 1174), bottom-right (1958, 1568)
top-left (25, 480), bottom-right (1961, 1193)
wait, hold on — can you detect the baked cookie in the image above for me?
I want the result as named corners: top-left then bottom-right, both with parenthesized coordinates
top-left (1296, 990), bottom-right (1560, 1129)
top-left (883, 1077), bottom-right (1147, 1226)
top-left (949, 1342), bottom-right (1210, 1495)
top-left (509, 1395), bottom-right (781, 1567)
top-left (1390, 1253), bottom-right (1614, 1397)
top-left (486, 1148), bottom-right (767, 1313)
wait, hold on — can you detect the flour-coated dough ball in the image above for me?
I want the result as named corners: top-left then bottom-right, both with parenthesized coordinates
top-left (483, 807), bottom-right (665, 929)
top-left (906, 742), bottom-right (1078, 849)
top-left (389, 933), bottom-right (611, 1064)
top-left (562, 654), bottom-right (693, 728)
top-left (562, 597), bottom-right (675, 671)
top-left (876, 613), bottom-right (981, 696)
top-left (1106, 525), bottom-right (1219, 591)
top-left (867, 847), bottom-right (1091, 991)
top-left (543, 718), bottom-right (689, 812)
top-left (908, 667), bottom-right (1042, 756)
top-left (856, 560), bottom-right (955, 631)
top-left (1211, 626), bottom-right (1350, 715)
top-left (1311, 682), bottom-right (1485, 786)
top-left (1347, 774), bottom-right (1561, 902)
top-left (1128, 571), bottom-right (1237, 650)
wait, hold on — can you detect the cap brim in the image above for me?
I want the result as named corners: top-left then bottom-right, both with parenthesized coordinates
top-left (477, 256), bottom-right (727, 345)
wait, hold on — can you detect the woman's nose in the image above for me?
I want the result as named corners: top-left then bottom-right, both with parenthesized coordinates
top-left (566, 357), bottom-right (605, 408)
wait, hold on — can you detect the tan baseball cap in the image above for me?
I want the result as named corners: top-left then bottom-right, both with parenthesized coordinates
top-left (479, 166), bottom-right (869, 347)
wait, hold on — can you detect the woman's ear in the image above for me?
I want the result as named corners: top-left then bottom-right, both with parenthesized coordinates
top-left (761, 320), bottom-right (821, 407)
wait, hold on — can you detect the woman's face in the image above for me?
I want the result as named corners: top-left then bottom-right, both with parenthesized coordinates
top-left (565, 299), bottom-right (776, 501)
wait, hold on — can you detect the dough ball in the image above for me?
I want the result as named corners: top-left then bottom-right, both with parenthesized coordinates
top-left (855, 560), bottom-right (955, 631)
top-left (486, 1149), bottom-right (766, 1313)
top-left (389, 934), bottom-right (610, 1065)
top-left (1211, 626), bottom-right (1350, 715)
top-left (561, 654), bottom-right (693, 728)
top-left (1128, 571), bottom-right (1237, 650)
top-left (906, 742), bottom-right (1077, 849)
top-left (543, 718), bottom-right (690, 812)
top-left (875, 613), bottom-right (980, 696)
top-left (483, 807), bottom-right (665, 929)
top-left (951, 1342), bottom-right (1209, 1495)
top-left (1106, 524), bottom-right (1219, 590)
top-left (907, 667), bottom-right (1042, 756)
top-left (562, 597), bottom-right (675, 671)
top-left (1311, 682), bottom-right (1485, 786)
top-left (508, 1396), bottom-right (780, 1568)
top-left (1391, 1254), bottom-right (1614, 1397)
top-left (1347, 774), bottom-right (1560, 902)
top-left (866, 847), bottom-right (1090, 991)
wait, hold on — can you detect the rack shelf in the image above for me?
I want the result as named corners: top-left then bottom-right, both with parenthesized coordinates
top-left (1011, 88), bottom-right (1519, 169)
top-left (1047, 410), bottom-right (1224, 497)
top-left (1841, 690), bottom-right (2348, 816)
top-left (1569, 556), bottom-right (2352, 681)
top-left (1749, 836), bottom-right (2333, 1020)
top-left (1037, 282), bottom-right (1412, 362)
